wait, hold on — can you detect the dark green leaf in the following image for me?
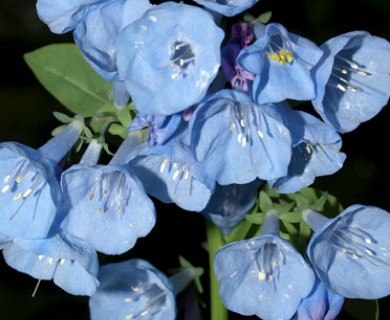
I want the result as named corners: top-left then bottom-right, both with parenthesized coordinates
top-left (24, 43), bottom-right (115, 116)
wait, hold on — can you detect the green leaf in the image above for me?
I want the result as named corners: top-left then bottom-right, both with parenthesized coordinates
top-left (243, 11), bottom-right (272, 25)
top-left (279, 211), bottom-right (302, 223)
top-left (108, 123), bottom-right (129, 139)
top-left (52, 111), bottom-right (74, 123)
top-left (281, 220), bottom-right (298, 235)
top-left (259, 191), bottom-right (274, 213)
top-left (245, 212), bottom-right (264, 225)
top-left (24, 43), bottom-right (115, 117)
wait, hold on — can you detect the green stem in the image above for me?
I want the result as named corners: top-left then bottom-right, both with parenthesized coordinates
top-left (206, 220), bottom-right (229, 320)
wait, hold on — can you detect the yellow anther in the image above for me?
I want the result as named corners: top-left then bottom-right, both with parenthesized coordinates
top-left (268, 49), bottom-right (293, 65)
top-left (16, 176), bottom-right (23, 183)
top-left (286, 51), bottom-right (294, 63)
top-left (268, 52), bottom-right (280, 62)
top-left (13, 193), bottom-right (22, 200)
top-left (279, 48), bottom-right (287, 59)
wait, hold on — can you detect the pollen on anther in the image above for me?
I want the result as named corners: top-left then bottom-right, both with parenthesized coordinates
top-left (230, 123), bottom-right (236, 131)
top-left (38, 255), bottom-right (44, 261)
top-left (365, 238), bottom-right (372, 245)
top-left (257, 130), bottom-right (264, 139)
top-left (172, 170), bottom-right (180, 181)
top-left (131, 286), bottom-right (139, 292)
top-left (1, 185), bottom-right (10, 193)
top-left (241, 136), bottom-right (247, 147)
top-left (13, 193), bottom-right (22, 200)
top-left (258, 270), bottom-right (266, 281)
top-left (3, 175), bottom-right (10, 183)
top-left (89, 193), bottom-right (94, 201)
top-left (59, 258), bottom-right (66, 266)
top-left (23, 188), bottom-right (32, 198)
top-left (160, 159), bottom-right (169, 173)
top-left (16, 176), bottom-right (23, 183)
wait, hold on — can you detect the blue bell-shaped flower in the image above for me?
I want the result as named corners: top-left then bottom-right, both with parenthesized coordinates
top-left (60, 135), bottom-right (156, 255)
top-left (214, 210), bottom-right (315, 320)
top-left (116, 1), bottom-right (224, 116)
top-left (312, 31), bottom-right (390, 133)
top-left (303, 205), bottom-right (390, 299)
top-left (0, 120), bottom-right (83, 240)
top-left (2, 230), bottom-right (99, 296)
top-left (89, 258), bottom-right (195, 320)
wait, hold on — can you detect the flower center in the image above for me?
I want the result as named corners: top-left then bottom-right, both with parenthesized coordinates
top-left (169, 41), bottom-right (195, 80)
top-left (329, 53), bottom-right (371, 93)
top-left (124, 283), bottom-right (166, 319)
top-left (229, 102), bottom-right (265, 148)
top-left (267, 33), bottom-right (294, 65)
top-left (1, 158), bottom-right (46, 218)
top-left (254, 242), bottom-right (285, 282)
top-left (159, 158), bottom-right (191, 182)
top-left (88, 171), bottom-right (131, 215)
top-left (330, 225), bottom-right (389, 266)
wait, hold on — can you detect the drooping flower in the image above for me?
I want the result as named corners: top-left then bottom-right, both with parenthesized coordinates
top-left (311, 31), bottom-right (390, 133)
top-left (2, 231), bottom-right (99, 296)
top-left (36, 0), bottom-right (102, 33)
top-left (214, 210), bottom-right (315, 319)
top-left (294, 279), bottom-right (344, 320)
top-left (192, 0), bottom-right (261, 17)
top-left (202, 179), bottom-right (263, 234)
top-left (237, 23), bottom-right (323, 104)
top-left (129, 121), bottom-right (215, 212)
top-left (60, 136), bottom-right (156, 255)
top-left (116, 1), bottom-right (224, 116)
top-left (303, 205), bottom-right (390, 299)
top-left (268, 105), bottom-right (346, 193)
top-left (221, 22), bottom-right (255, 91)
top-left (189, 89), bottom-right (292, 185)
top-left (0, 120), bottom-right (83, 240)
top-left (73, 0), bottom-right (152, 107)
top-left (89, 259), bottom-right (195, 320)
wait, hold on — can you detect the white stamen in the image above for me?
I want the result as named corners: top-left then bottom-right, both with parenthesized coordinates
top-left (23, 188), bottom-right (33, 198)
top-left (172, 170), bottom-right (180, 181)
top-left (160, 159), bottom-right (168, 173)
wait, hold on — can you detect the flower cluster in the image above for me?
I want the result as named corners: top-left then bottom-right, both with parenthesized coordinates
top-left (1, 0), bottom-right (390, 319)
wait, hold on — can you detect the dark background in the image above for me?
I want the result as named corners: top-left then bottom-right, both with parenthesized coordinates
top-left (1, 0), bottom-right (390, 319)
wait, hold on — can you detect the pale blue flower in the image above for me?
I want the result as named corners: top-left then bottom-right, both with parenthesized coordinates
top-left (89, 259), bottom-right (195, 320)
top-left (193, 0), bottom-right (261, 17)
top-left (189, 89), bottom-right (292, 185)
top-left (2, 231), bottom-right (99, 296)
top-left (0, 120), bottom-right (83, 240)
top-left (73, 0), bottom-right (152, 107)
top-left (237, 23), bottom-right (323, 104)
top-left (116, 1), bottom-right (224, 116)
top-left (130, 122), bottom-right (215, 212)
top-left (60, 136), bottom-right (156, 255)
top-left (214, 210), bottom-right (315, 320)
top-left (268, 105), bottom-right (346, 193)
top-left (36, 0), bottom-right (102, 33)
top-left (303, 205), bottom-right (390, 299)
top-left (312, 31), bottom-right (390, 133)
